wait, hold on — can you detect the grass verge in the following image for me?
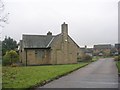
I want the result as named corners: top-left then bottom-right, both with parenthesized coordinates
top-left (116, 61), bottom-right (120, 74)
top-left (91, 56), bottom-right (99, 62)
top-left (2, 62), bottom-right (88, 89)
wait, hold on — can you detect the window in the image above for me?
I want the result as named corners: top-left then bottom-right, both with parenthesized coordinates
top-left (35, 50), bottom-right (45, 59)
top-left (35, 50), bottom-right (37, 54)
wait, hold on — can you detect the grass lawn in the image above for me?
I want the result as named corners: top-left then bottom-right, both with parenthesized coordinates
top-left (116, 61), bottom-right (120, 73)
top-left (2, 62), bottom-right (88, 89)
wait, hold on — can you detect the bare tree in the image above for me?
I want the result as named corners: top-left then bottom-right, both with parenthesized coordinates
top-left (0, 0), bottom-right (9, 27)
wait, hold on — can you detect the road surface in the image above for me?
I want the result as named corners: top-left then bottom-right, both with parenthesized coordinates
top-left (37, 58), bottom-right (118, 88)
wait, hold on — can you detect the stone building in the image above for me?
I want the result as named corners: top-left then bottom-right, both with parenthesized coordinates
top-left (93, 44), bottom-right (112, 56)
top-left (19, 22), bottom-right (81, 65)
top-left (94, 44), bottom-right (112, 50)
top-left (80, 46), bottom-right (93, 56)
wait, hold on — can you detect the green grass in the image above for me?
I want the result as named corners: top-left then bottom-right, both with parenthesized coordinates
top-left (2, 63), bottom-right (88, 88)
top-left (116, 61), bottom-right (120, 73)
top-left (91, 56), bottom-right (99, 62)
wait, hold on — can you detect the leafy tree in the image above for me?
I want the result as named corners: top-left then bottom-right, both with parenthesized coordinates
top-left (110, 48), bottom-right (117, 56)
top-left (82, 54), bottom-right (92, 61)
top-left (93, 50), bottom-right (99, 56)
top-left (2, 36), bottom-right (18, 55)
top-left (103, 49), bottom-right (111, 57)
top-left (3, 50), bottom-right (19, 65)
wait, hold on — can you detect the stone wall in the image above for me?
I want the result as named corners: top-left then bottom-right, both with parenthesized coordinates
top-left (20, 49), bottom-right (51, 65)
top-left (50, 35), bottom-right (79, 64)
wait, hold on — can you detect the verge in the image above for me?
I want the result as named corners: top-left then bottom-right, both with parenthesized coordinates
top-left (32, 63), bottom-right (89, 90)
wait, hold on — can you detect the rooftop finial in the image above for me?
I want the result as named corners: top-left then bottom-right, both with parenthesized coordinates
top-left (63, 22), bottom-right (65, 24)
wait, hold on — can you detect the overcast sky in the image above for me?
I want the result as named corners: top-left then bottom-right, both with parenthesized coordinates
top-left (0, 0), bottom-right (119, 47)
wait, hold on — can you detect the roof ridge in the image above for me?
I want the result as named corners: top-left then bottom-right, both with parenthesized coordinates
top-left (23, 34), bottom-right (57, 37)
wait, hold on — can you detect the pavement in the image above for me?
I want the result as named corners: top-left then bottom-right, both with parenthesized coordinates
top-left (36, 58), bottom-right (118, 88)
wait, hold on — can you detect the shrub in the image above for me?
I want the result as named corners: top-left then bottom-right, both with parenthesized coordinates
top-left (3, 50), bottom-right (19, 66)
top-left (83, 54), bottom-right (92, 61)
top-left (11, 63), bottom-right (19, 67)
top-left (78, 53), bottom-right (92, 62)
top-left (114, 55), bottom-right (120, 61)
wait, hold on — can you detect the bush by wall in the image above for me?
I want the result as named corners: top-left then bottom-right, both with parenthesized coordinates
top-left (3, 50), bottom-right (19, 66)
top-left (114, 55), bottom-right (120, 61)
top-left (78, 53), bottom-right (92, 62)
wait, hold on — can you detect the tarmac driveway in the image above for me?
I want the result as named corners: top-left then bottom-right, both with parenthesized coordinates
top-left (37, 58), bottom-right (118, 88)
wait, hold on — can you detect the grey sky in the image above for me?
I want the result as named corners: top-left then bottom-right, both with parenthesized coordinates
top-left (1, 0), bottom-right (119, 47)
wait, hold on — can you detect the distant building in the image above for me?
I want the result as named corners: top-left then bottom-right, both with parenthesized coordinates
top-left (94, 44), bottom-right (112, 50)
top-left (19, 22), bottom-right (81, 65)
top-left (80, 46), bottom-right (87, 54)
top-left (115, 43), bottom-right (120, 55)
top-left (93, 44), bottom-right (112, 56)
top-left (80, 46), bottom-right (93, 56)
top-left (115, 43), bottom-right (120, 49)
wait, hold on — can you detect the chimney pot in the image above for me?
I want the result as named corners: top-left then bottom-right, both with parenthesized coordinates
top-left (47, 31), bottom-right (52, 35)
top-left (61, 22), bottom-right (68, 34)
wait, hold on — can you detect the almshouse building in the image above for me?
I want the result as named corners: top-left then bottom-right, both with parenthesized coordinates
top-left (19, 22), bottom-right (81, 65)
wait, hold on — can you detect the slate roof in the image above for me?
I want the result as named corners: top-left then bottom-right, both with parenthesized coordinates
top-left (94, 44), bottom-right (112, 50)
top-left (80, 47), bottom-right (93, 53)
top-left (22, 33), bottom-right (80, 49)
top-left (23, 34), bottom-right (58, 48)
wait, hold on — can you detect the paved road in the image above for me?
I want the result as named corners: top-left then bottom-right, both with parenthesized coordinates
top-left (37, 58), bottom-right (118, 88)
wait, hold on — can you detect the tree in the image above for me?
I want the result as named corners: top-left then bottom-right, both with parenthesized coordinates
top-left (2, 36), bottom-right (18, 55)
top-left (103, 49), bottom-right (111, 57)
top-left (93, 49), bottom-right (99, 56)
top-left (78, 53), bottom-right (92, 62)
top-left (114, 55), bottom-right (120, 61)
top-left (3, 50), bottom-right (19, 65)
